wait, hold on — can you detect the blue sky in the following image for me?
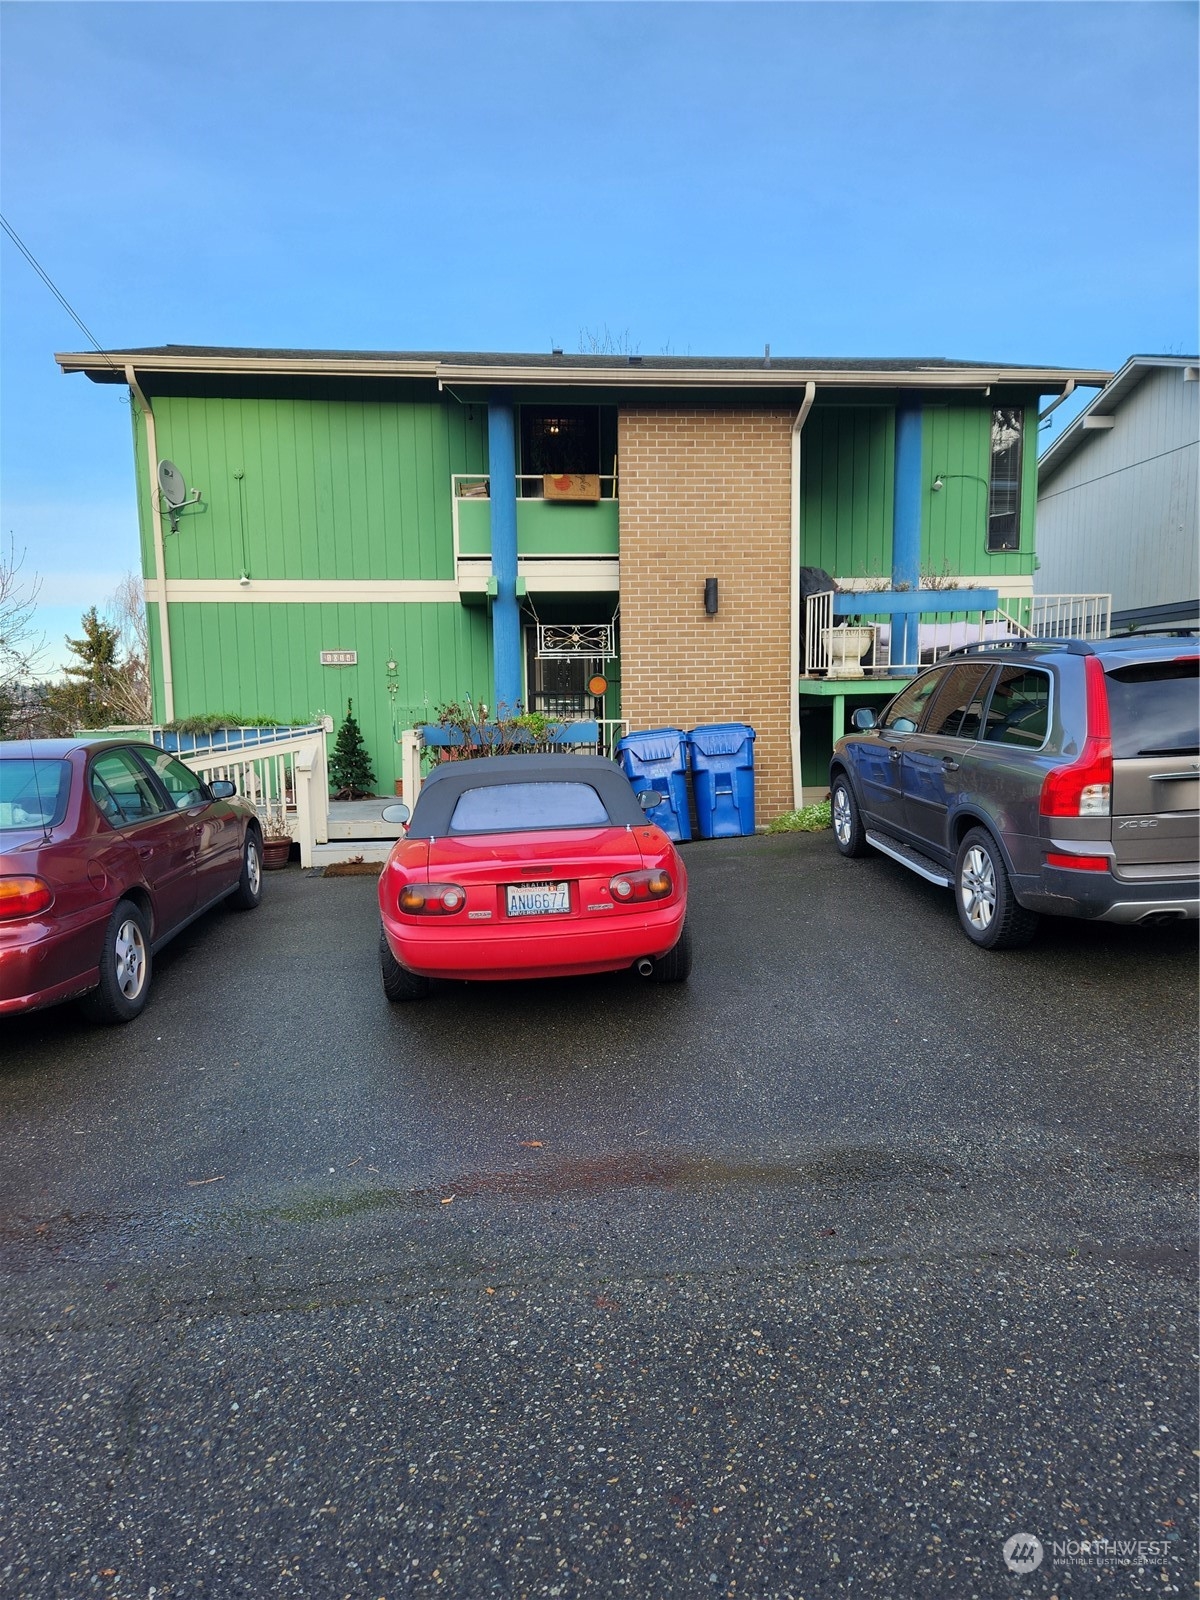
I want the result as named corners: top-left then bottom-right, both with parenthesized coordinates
top-left (2, 0), bottom-right (1196, 671)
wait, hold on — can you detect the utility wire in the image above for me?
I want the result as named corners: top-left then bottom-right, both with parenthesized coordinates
top-left (0, 212), bottom-right (124, 377)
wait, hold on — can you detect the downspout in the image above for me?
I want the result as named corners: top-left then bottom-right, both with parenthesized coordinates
top-left (125, 364), bottom-right (175, 722)
top-left (1037, 378), bottom-right (1076, 423)
top-left (790, 381), bottom-right (817, 808)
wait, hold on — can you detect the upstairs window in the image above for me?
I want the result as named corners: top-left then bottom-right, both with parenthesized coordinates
top-left (518, 406), bottom-right (617, 497)
top-left (987, 408), bottom-right (1024, 552)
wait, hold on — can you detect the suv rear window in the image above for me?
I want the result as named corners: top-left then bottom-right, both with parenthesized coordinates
top-left (1105, 658), bottom-right (1200, 759)
top-left (448, 781), bottom-right (610, 833)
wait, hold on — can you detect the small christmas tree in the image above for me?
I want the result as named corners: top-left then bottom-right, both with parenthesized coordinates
top-left (329, 699), bottom-right (376, 798)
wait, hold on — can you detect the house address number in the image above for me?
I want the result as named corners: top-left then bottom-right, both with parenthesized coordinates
top-left (319, 650), bottom-right (357, 666)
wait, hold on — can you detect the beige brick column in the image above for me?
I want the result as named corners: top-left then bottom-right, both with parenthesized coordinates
top-left (617, 408), bottom-right (794, 820)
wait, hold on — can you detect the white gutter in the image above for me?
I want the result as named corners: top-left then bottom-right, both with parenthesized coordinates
top-left (790, 381), bottom-right (817, 808)
top-left (1037, 377), bottom-right (1076, 422)
top-left (125, 365), bottom-right (175, 722)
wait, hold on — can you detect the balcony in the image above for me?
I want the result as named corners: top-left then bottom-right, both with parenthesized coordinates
top-left (452, 474), bottom-right (619, 598)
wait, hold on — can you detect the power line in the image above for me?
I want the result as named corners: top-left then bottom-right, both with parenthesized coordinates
top-left (0, 212), bottom-right (123, 377)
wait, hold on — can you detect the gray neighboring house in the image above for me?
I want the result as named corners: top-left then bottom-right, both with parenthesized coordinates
top-left (1037, 355), bottom-right (1199, 627)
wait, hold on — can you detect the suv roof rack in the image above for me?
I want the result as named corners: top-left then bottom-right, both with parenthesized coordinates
top-left (1106, 623), bottom-right (1200, 639)
top-left (939, 637), bottom-right (1097, 661)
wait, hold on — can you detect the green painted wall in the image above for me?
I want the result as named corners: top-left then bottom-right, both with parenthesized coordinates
top-left (133, 390), bottom-right (488, 581)
top-left (147, 600), bottom-right (493, 789)
top-left (921, 403), bottom-right (1037, 578)
top-left (458, 498), bottom-right (621, 557)
top-left (799, 407), bottom-right (896, 577)
top-left (801, 402), bottom-right (1039, 581)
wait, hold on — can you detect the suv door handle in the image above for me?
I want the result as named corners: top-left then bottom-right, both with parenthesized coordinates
top-left (942, 757), bottom-right (960, 771)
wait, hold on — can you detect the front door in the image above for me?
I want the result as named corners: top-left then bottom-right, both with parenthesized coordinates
top-left (901, 663), bottom-right (995, 858)
top-left (854, 669), bottom-right (947, 833)
top-left (89, 747), bottom-right (197, 936)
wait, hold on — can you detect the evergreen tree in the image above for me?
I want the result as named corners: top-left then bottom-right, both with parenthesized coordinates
top-left (43, 607), bottom-right (124, 733)
top-left (329, 698), bottom-right (376, 797)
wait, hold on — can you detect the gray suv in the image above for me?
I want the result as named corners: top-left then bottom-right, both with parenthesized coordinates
top-left (829, 632), bottom-right (1200, 948)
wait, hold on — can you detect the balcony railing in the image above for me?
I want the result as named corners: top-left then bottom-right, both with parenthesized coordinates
top-left (803, 590), bottom-right (1111, 680)
top-left (451, 474), bottom-right (619, 563)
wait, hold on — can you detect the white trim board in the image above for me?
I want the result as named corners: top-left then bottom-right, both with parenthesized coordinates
top-left (143, 578), bottom-right (462, 604)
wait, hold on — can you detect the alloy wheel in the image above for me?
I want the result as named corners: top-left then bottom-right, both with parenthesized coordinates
top-left (832, 786), bottom-right (852, 845)
top-left (960, 846), bottom-right (997, 931)
top-left (114, 917), bottom-right (148, 999)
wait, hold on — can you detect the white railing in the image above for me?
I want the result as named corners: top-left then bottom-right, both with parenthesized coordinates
top-left (399, 718), bottom-right (631, 811)
top-left (162, 726), bottom-right (330, 868)
top-left (803, 590), bottom-right (1111, 680)
top-left (1029, 593), bottom-right (1112, 639)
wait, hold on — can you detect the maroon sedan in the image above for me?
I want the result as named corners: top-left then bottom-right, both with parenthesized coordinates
top-left (1, 738), bottom-right (264, 1023)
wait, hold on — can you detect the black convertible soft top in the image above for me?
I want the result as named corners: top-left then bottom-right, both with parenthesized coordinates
top-left (408, 753), bottom-right (644, 836)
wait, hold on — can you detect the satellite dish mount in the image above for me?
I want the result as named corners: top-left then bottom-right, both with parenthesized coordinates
top-left (157, 459), bottom-right (202, 532)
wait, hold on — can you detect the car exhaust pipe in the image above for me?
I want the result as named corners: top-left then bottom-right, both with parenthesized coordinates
top-left (1140, 909), bottom-right (1187, 925)
top-left (636, 958), bottom-right (655, 977)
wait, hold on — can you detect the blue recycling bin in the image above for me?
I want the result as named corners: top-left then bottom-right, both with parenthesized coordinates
top-left (688, 723), bottom-right (756, 838)
top-left (615, 727), bottom-right (692, 842)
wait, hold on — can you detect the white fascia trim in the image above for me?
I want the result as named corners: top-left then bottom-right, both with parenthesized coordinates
top-left (437, 364), bottom-right (1113, 391)
top-left (143, 578), bottom-right (462, 604)
top-left (456, 559), bottom-right (621, 594)
top-left (60, 352), bottom-right (440, 379)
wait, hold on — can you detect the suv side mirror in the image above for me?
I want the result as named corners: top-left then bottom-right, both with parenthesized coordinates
top-left (851, 708), bottom-right (877, 730)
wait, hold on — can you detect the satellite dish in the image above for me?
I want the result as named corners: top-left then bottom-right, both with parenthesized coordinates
top-left (158, 460), bottom-right (188, 507)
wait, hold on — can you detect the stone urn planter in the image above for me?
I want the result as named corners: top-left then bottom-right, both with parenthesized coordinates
top-left (822, 624), bottom-right (875, 680)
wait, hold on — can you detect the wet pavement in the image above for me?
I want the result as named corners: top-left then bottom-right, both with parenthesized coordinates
top-left (1, 833), bottom-right (1196, 1598)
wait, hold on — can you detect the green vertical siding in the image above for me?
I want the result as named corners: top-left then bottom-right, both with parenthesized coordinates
top-left (160, 601), bottom-right (493, 787)
top-left (137, 392), bottom-right (487, 582)
top-left (921, 404), bottom-right (1037, 578)
top-left (800, 408), bottom-right (895, 577)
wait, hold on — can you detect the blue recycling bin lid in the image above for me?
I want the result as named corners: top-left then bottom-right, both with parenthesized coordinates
top-left (688, 723), bottom-right (756, 760)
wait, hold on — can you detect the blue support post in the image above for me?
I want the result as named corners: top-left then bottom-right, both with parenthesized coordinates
top-left (892, 395), bottom-right (923, 671)
top-left (487, 392), bottom-right (521, 711)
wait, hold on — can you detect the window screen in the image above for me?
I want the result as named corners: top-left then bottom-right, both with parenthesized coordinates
top-left (448, 781), bottom-right (610, 833)
top-left (981, 667), bottom-right (1051, 747)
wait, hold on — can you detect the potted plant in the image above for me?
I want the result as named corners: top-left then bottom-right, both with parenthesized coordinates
top-left (821, 622), bottom-right (876, 679)
top-left (258, 801), bottom-right (293, 870)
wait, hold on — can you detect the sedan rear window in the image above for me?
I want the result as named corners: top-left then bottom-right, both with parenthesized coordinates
top-left (0, 759), bottom-right (72, 830)
top-left (448, 781), bottom-right (610, 833)
top-left (1105, 658), bottom-right (1200, 759)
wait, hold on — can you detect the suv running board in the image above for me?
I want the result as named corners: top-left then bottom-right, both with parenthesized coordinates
top-left (865, 831), bottom-right (954, 888)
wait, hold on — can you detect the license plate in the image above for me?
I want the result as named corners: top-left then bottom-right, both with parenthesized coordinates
top-left (506, 881), bottom-right (571, 917)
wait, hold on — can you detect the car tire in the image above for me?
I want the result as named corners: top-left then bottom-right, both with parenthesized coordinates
top-left (81, 898), bottom-right (153, 1024)
top-left (954, 827), bottom-right (1039, 950)
top-left (380, 927), bottom-right (430, 1002)
top-left (649, 920), bottom-right (692, 983)
top-left (830, 770), bottom-right (869, 857)
top-left (228, 831), bottom-right (263, 911)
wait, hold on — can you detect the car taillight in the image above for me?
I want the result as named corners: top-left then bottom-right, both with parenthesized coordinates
top-left (609, 869), bottom-right (673, 902)
top-left (399, 882), bottom-right (466, 915)
top-left (1040, 655), bottom-right (1112, 818)
top-left (0, 877), bottom-right (54, 920)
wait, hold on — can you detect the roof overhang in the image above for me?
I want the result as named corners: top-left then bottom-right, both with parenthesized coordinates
top-left (1038, 354), bottom-right (1199, 482)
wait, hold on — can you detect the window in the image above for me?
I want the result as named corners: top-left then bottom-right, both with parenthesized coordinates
top-left (89, 748), bottom-right (165, 826)
top-left (449, 781), bottom-right (610, 833)
top-left (1105, 659), bottom-right (1199, 759)
top-left (981, 667), bottom-right (1051, 748)
top-left (923, 664), bottom-right (995, 740)
top-left (879, 669), bottom-right (947, 733)
top-left (518, 406), bottom-right (617, 497)
top-left (0, 759), bottom-right (71, 830)
top-left (138, 749), bottom-right (208, 810)
top-left (987, 408), bottom-right (1023, 552)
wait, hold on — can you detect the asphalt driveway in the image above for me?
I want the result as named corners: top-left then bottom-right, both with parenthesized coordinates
top-left (1, 833), bottom-right (1196, 1598)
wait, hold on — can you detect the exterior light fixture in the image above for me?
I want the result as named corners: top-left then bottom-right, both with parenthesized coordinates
top-left (704, 578), bottom-right (719, 615)
top-left (932, 476), bottom-right (945, 492)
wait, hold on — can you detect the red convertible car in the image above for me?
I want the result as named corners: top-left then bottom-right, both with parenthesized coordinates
top-left (377, 754), bottom-right (690, 1001)
top-left (1, 737), bottom-right (264, 1023)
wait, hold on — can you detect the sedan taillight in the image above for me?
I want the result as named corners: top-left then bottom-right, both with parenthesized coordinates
top-left (610, 869), bottom-right (673, 902)
top-left (399, 882), bottom-right (466, 915)
top-left (0, 877), bottom-right (54, 920)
